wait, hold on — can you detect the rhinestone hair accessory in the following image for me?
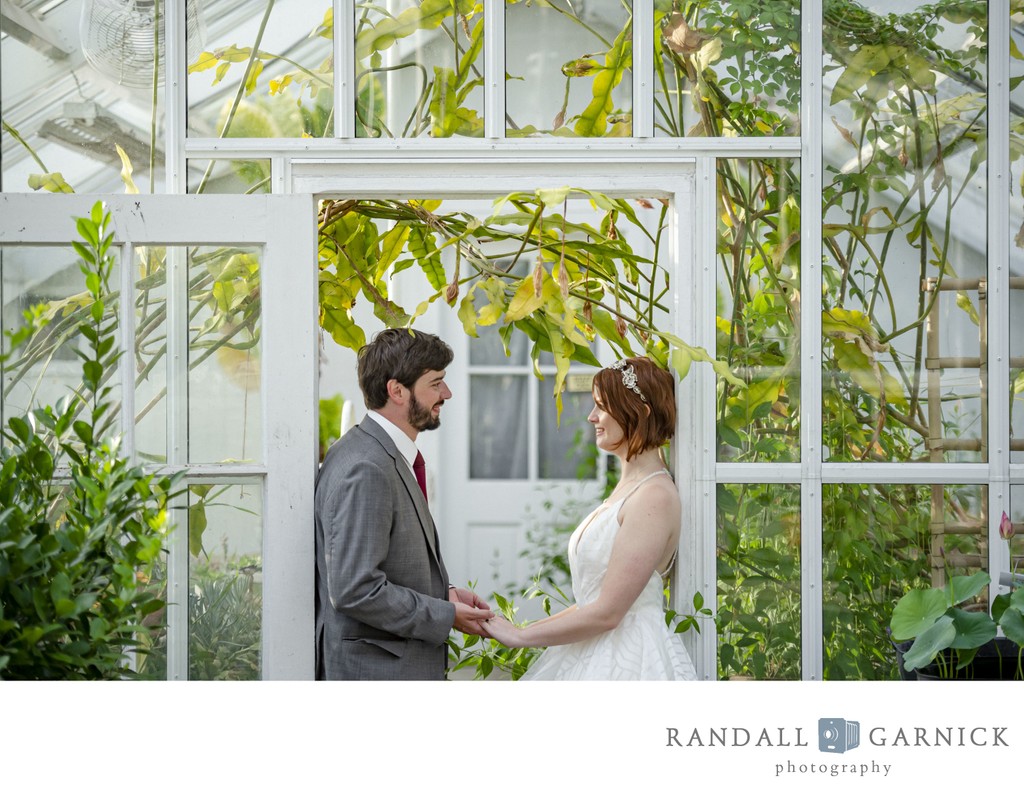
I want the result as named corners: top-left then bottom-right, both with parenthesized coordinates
top-left (610, 358), bottom-right (647, 402)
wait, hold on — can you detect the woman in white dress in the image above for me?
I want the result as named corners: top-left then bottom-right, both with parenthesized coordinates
top-left (483, 357), bottom-right (697, 680)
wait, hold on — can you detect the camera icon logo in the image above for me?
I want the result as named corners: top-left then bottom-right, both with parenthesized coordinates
top-left (818, 718), bottom-right (860, 754)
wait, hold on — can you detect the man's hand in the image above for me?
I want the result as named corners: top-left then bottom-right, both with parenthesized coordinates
top-left (448, 586), bottom-right (492, 611)
top-left (452, 603), bottom-right (494, 635)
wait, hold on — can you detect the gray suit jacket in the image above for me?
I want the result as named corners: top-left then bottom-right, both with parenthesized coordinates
top-left (314, 416), bottom-right (455, 680)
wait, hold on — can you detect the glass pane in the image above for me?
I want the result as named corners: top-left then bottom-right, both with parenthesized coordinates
top-left (2, 1), bottom-right (169, 192)
top-left (2, 245), bottom-right (120, 436)
top-left (822, 3), bottom-right (987, 463)
top-left (822, 483), bottom-right (986, 681)
top-left (132, 244), bottom-right (263, 464)
top-left (1009, 486), bottom-right (1024, 586)
top-left (134, 245), bottom-right (168, 462)
top-left (135, 545), bottom-right (168, 681)
top-left (716, 157), bottom-right (800, 462)
top-left (188, 0), bottom-right (333, 138)
top-left (506, 0), bottom-right (632, 137)
top-left (1011, 9), bottom-right (1024, 464)
top-left (355, 1), bottom-right (484, 138)
top-left (188, 246), bottom-right (263, 464)
top-left (470, 375), bottom-right (527, 479)
top-left (538, 375), bottom-right (596, 480)
top-left (717, 483), bottom-right (800, 679)
top-left (187, 159), bottom-right (272, 195)
top-left (655, 1), bottom-right (800, 137)
top-left (188, 482), bottom-right (263, 681)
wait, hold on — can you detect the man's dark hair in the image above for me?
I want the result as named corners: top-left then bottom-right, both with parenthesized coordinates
top-left (357, 328), bottom-right (454, 409)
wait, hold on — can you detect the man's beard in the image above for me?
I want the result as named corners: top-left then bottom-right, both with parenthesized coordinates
top-left (409, 390), bottom-right (441, 432)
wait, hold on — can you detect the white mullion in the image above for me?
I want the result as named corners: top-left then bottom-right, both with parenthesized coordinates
top-left (337, 0), bottom-right (355, 139)
top-left (632, 0), bottom-right (654, 139)
top-left (988, 0), bottom-right (1012, 597)
top-left (693, 158), bottom-right (717, 679)
top-left (165, 0), bottom-right (187, 193)
top-left (274, 156), bottom-right (287, 194)
top-left (484, 0), bottom-right (505, 139)
top-left (185, 136), bottom-right (802, 158)
top-left (800, 0), bottom-right (824, 681)
top-left (165, 242), bottom-right (190, 681)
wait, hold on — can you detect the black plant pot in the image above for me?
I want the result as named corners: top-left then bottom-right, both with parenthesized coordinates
top-left (895, 637), bottom-right (1024, 680)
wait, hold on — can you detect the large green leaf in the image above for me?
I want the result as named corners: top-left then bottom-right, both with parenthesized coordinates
top-left (890, 587), bottom-right (948, 640)
top-left (946, 572), bottom-right (990, 607)
top-left (901, 614), bottom-right (956, 671)
top-left (948, 608), bottom-right (996, 650)
top-left (999, 606), bottom-right (1024, 646)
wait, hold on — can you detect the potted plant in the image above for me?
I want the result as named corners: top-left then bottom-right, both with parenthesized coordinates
top-left (890, 566), bottom-right (1024, 680)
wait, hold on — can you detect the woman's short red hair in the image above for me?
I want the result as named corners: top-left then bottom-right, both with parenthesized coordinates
top-left (592, 356), bottom-right (675, 460)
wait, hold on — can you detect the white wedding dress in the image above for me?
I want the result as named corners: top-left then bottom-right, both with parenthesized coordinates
top-left (522, 471), bottom-right (698, 681)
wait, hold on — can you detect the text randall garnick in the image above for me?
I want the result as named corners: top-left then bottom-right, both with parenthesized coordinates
top-left (666, 726), bottom-right (1009, 747)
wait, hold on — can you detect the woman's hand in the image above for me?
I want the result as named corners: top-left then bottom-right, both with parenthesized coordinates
top-left (482, 615), bottom-right (525, 648)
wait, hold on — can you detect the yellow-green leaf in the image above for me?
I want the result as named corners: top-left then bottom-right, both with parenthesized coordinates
top-left (956, 292), bottom-right (980, 325)
top-left (321, 306), bottom-right (366, 350)
top-left (574, 24), bottom-right (632, 136)
top-left (115, 144), bottom-right (140, 194)
top-left (188, 499), bottom-right (208, 557)
top-left (458, 293), bottom-right (479, 338)
top-left (27, 172), bottom-right (74, 193)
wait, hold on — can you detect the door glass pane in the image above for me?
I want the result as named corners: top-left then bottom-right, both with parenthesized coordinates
top-left (538, 374), bottom-right (596, 480)
top-left (133, 244), bottom-right (263, 465)
top-left (188, 246), bottom-right (263, 464)
top-left (134, 245), bottom-right (168, 462)
top-left (188, 0), bottom-right (333, 138)
top-left (716, 157), bottom-right (800, 462)
top-left (822, 483), bottom-right (986, 681)
top-left (655, 0), bottom-right (800, 137)
top-left (2, 1), bottom-right (168, 192)
top-left (187, 482), bottom-right (263, 681)
top-left (822, 3), bottom-right (987, 463)
top-left (717, 483), bottom-right (801, 680)
top-left (470, 375), bottom-right (527, 479)
top-left (355, 0), bottom-right (484, 138)
top-left (506, 0), bottom-right (632, 137)
top-left (2, 245), bottom-right (120, 437)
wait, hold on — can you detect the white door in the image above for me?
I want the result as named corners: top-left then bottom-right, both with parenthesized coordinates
top-left (0, 193), bottom-right (317, 679)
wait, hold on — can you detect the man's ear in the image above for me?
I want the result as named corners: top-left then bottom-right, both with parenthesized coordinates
top-left (386, 378), bottom-right (407, 405)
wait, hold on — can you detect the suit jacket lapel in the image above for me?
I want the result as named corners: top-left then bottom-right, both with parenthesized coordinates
top-left (357, 418), bottom-right (442, 568)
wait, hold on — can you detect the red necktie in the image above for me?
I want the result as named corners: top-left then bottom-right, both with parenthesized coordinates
top-left (413, 451), bottom-right (427, 502)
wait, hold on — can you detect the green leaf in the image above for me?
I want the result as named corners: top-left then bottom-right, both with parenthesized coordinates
top-left (188, 499), bottom-right (208, 557)
top-left (947, 608), bottom-right (996, 650)
top-left (890, 587), bottom-right (948, 640)
top-left (457, 294), bottom-right (478, 338)
top-left (946, 572), bottom-right (989, 607)
top-left (901, 614), bottom-right (956, 671)
top-left (998, 607), bottom-right (1024, 646)
top-left (574, 24), bottom-right (632, 136)
top-left (536, 186), bottom-right (572, 207)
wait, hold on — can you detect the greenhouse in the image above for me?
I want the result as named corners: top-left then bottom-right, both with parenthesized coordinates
top-left (1, 0), bottom-right (1022, 682)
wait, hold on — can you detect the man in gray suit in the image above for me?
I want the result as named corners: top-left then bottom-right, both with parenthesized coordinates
top-left (315, 328), bottom-right (493, 679)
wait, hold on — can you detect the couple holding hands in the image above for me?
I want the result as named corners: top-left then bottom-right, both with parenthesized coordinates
top-left (314, 328), bottom-right (696, 681)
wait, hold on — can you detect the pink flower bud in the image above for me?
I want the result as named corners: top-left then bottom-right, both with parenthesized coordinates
top-left (999, 511), bottom-right (1016, 541)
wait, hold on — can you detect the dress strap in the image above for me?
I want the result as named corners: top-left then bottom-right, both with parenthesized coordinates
top-left (617, 468), bottom-right (671, 505)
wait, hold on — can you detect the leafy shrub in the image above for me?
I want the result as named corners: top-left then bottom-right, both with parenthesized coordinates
top-left (0, 202), bottom-right (177, 679)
